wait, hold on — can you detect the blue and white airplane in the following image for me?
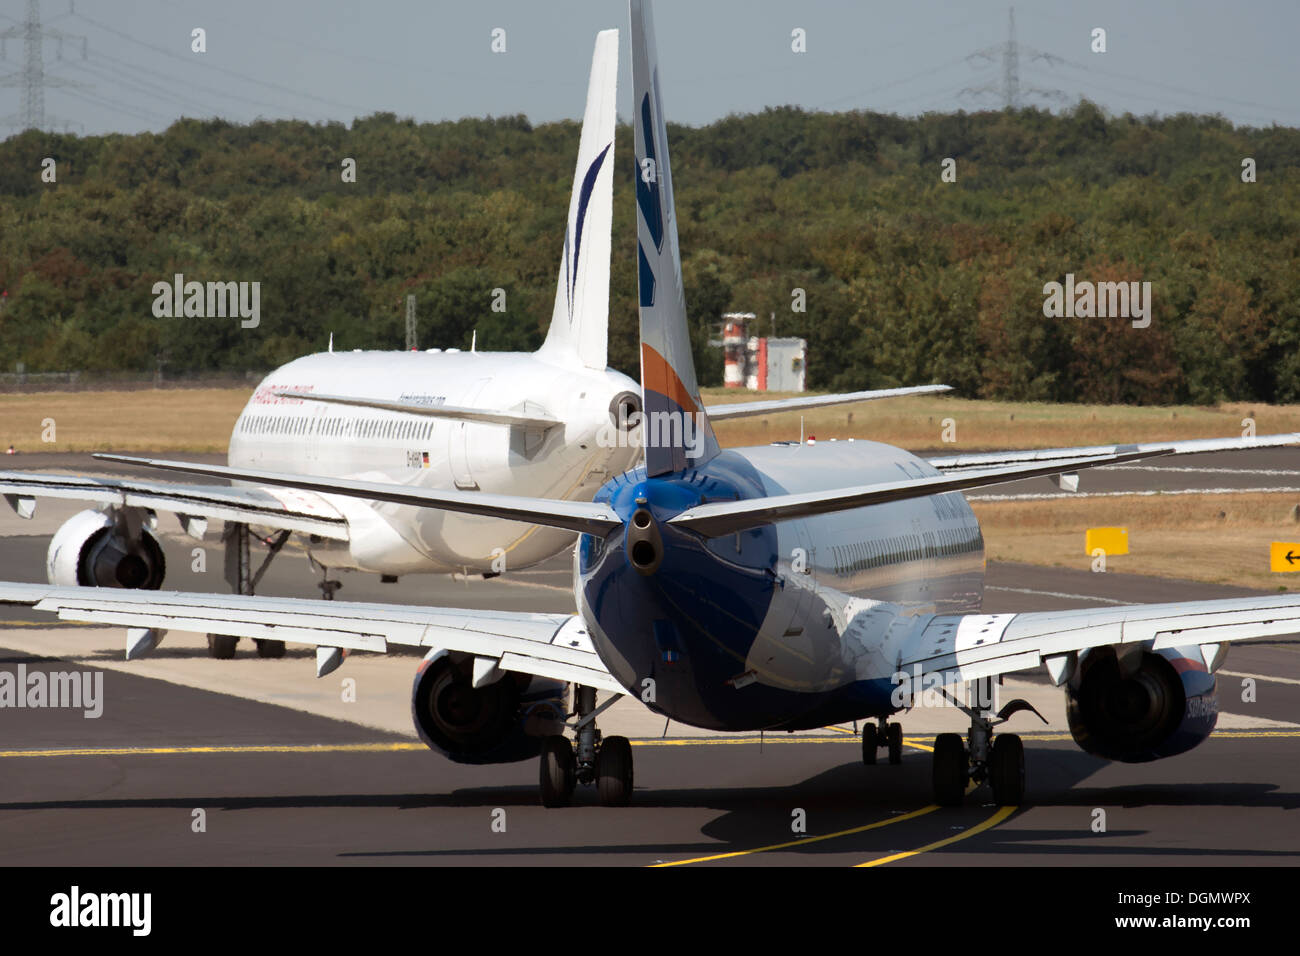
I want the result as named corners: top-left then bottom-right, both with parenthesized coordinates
top-left (4, 0), bottom-right (1300, 809)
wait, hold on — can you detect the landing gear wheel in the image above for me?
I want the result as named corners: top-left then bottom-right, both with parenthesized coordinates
top-left (887, 722), bottom-right (903, 765)
top-left (539, 735), bottom-right (576, 808)
top-left (861, 723), bottom-right (878, 765)
top-left (989, 733), bottom-right (1025, 806)
top-left (932, 732), bottom-right (967, 807)
top-left (255, 639), bottom-right (286, 659)
top-left (207, 634), bottom-right (237, 659)
top-left (595, 735), bottom-right (633, 807)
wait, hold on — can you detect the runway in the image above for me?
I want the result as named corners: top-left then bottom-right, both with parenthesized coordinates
top-left (1, 451), bottom-right (1298, 865)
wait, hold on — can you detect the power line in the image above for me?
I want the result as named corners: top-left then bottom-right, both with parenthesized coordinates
top-left (57, 58), bottom-right (224, 120)
top-left (89, 48), bottom-right (319, 117)
top-left (59, 85), bottom-right (170, 125)
top-left (69, 8), bottom-right (367, 118)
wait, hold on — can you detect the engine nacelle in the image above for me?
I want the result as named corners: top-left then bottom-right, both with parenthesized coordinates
top-left (46, 509), bottom-right (166, 590)
top-left (1066, 645), bottom-right (1218, 762)
top-left (411, 649), bottom-right (568, 764)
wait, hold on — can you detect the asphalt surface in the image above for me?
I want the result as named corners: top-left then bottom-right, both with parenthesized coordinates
top-left (0, 450), bottom-right (1298, 865)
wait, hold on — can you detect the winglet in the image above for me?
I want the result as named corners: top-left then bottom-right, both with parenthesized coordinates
top-left (631, 0), bottom-right (720, 476)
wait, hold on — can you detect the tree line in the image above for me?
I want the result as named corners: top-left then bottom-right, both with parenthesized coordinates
top-left (1, 101), bottom-right (1297, 404)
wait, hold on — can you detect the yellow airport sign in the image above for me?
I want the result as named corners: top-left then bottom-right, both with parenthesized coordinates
top-left (1270, 542), bottom-right (1300, 572)
top-left (1085, 527), bottom-right (1128, 556)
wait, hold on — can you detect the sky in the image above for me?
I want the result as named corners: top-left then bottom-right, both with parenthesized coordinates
top-left (2, 0), bottom-right (1298, 137)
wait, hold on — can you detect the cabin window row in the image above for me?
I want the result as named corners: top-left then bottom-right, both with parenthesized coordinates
top-left (831, 527), bottom-right (979, 575)
top-left (239, 414), bottom-right (435, 441)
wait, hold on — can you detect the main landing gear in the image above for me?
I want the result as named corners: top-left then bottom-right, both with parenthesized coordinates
top-left (539, 685), bottom-right (631, 808)
top-left (206, 524), bottom-right (291, 659)
top-left (861, 717), bottom-right (903, 765)
top-left (931, 677), bottom-right (1045, 807)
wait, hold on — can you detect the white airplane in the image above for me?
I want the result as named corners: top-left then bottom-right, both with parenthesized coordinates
top-left (0, 29), bottom-right (942, 661)
top-left (5, 0), bottom-right (1300, 809)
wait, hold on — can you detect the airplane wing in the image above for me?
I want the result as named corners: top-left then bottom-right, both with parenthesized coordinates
top-left (0, 582), bottom-right (622, 692)
top-left (272, 390), bottom-right (561, 431)
top-left (704, 384), bottom-right (951, 421)
top-left (0, 470), bottom-right (348, 540)
top-left (926, 432), bottom-right (1300, 471)
top-left (893, 595), bottom-right (1300, 688)
top-left (93, 454), bottom-right (622, 537)
top-left (667, 448), bottom-right (1166, 537)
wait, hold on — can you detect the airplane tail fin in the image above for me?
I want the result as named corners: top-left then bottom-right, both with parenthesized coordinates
top-left (631, 0), bottom-right (720, 476)
top-left (536, 29), bottom-right (618, 371)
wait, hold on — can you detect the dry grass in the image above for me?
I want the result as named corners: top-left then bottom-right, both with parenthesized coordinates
top-left (0, 389), bottom-right (247, 453)
top-left (973, 493), bottom-right (1300, 590)
top-left (4, 384), bottom-right (1296, 455)
top-left (704, 388), bottom-right (1300, 451)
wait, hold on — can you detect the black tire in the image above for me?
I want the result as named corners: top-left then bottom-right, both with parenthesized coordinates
top-left (861, 723), bottom-right (878, 765)
top-left (596, 735), bottom-right (634, 807)
top-left (207, 634), bottom-right (238, 659)
top-left (255, 639), bottom-right (286, 659)
top-left (989, 734), bottom-right (1025, 806)
top-left (539, 736), bottom-right (576, 808)
top-left (932, 733), bottom-right (967, 807)
top-left (887, 722), bottom-right (904, 765)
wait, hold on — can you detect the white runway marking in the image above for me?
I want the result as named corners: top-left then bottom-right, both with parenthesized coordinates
top-left (1106, 465), bottom-right (1300, 476)
top-left (985, 585), bottom-right (1129, 605)
top-left (969, 487), bottom-right (1300, 501)
top-left (1218, 669), bottom-right (1300, 687)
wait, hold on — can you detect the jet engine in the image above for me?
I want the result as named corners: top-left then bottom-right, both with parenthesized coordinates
top-left (46, 509), bottom-right (166, 590)
top-left (411, 649), bottom-right (568, 764)
top-left (1065, 645), bottom-right (1218, 762)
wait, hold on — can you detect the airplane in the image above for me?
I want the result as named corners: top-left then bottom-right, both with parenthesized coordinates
top-left (0, 29), bottom-right (940, 662)
top-left (4, 0), bottom-right (1300, 810)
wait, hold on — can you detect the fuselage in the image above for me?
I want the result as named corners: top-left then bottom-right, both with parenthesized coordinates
top-left (229, 349), bottom-right (641, 574)
top-left (577, 440), bottom-right (985, 731)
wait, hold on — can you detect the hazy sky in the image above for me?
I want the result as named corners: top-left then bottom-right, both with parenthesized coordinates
top-left (3, 0), bottom-right (1297, 137)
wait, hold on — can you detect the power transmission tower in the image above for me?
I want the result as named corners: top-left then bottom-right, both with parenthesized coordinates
top-left (405, 294), bottom-right (418, 350)
top-left (960, 6), bottom-right (1066, 110)
top-left (0, 1), bottom-right (90, 132)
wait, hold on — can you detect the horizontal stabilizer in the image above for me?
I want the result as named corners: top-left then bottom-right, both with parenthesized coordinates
top-left (705, 384), bottom-right (952, 421)
top-left (92, 455), bottom-right (621, 538)
top-left (272, 390), bottom-right (560, 430)
top-left (668, 448), bottom-right (1168, 537)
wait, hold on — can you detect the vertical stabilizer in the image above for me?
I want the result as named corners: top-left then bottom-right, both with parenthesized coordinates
top-left (537, 29), bottom-right (618, 370)
top-left (630, 0), bottom-right (720, 476)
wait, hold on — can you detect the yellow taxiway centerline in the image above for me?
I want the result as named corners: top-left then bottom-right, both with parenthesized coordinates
top-left (650, 804), bottom-right (941, 866)
top-left (856, 805), bottom-right (1017, 867)
top-left (4, 731), bottom-right (1295, 760)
